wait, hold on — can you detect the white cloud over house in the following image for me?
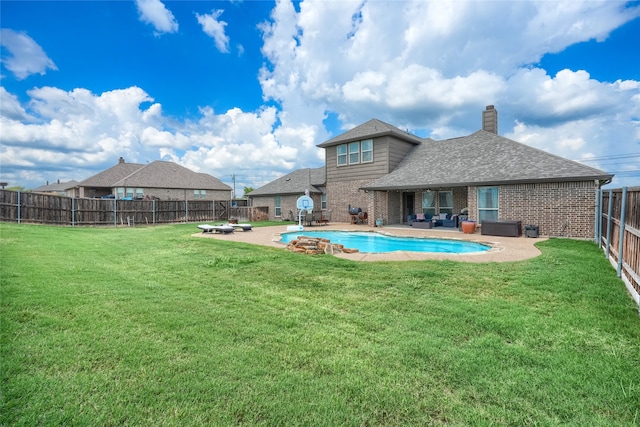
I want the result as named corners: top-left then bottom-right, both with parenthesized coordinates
top-left (0, 0), bottom-right (638, 190)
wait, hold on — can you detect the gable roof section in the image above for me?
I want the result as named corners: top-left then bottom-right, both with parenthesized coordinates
top-left (248, 167), bottom-right (325, 196)
top-left (78, 162), bottom-right (145, 187)
top-left (33, 180), bottom-right (79, 192)
top-left (114, 161), bottom-right (231, 190)
top-left (362, 130), bottom-right (613, 190)
top-left (317, 118), bottom-right (423, 147)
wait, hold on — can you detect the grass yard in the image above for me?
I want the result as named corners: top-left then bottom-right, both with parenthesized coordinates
top-left (1, 222), bottom-right (639, 426)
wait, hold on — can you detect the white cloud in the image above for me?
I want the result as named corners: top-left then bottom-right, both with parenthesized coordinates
top-left (135, 0), bottom-right (179, 35)
top-left (196, 9), bottom-right (230, 53)
top-left (0, 29), bottom-right (57, 80)
top-left (2, 0), bottom-right (640, 189)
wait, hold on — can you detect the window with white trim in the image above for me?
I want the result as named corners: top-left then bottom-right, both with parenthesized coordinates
top-left (337, 145), bottom-right (347, 166)
top-left (361, 139), bottom-right (373, 163)
top-left (337, 139), bottom-right (374, 166)
top-left (478, 186), bottom-right (499, 222)
top-left (438, 191), bottom-right (453, 215)
top-left (422, 191), bottom-right (436, 216)
top-left (348, 142), bottom-right (360, 164)
top-left (274, 195), bottom-right (281, 217)
top-left (321, 193), bottom-right (327, 209)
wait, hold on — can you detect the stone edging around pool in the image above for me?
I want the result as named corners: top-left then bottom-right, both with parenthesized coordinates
top-left (193, 223), bottom-right (545, 263)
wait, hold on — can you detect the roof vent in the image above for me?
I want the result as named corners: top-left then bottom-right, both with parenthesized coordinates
top-left (482, 105), bottom-right (498, 134)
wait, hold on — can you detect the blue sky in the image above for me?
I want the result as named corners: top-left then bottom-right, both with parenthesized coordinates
top-left (1, 0), bottom-right (639, 193)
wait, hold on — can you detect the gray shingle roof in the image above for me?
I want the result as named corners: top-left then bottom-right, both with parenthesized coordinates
top-left (248, 167), bottom-right (325, 196)
top-left (33, 180), bottom-right (79, 192)
top-left (78, 160), bottom-right (231, 190)
top-left (78, 162), bottom-right (144, 187)
top-left (115, 161), bottom-right (231, 190)
top-left (318, 118), bottom-right (423, 147)
top-left (362, 130), bottom-right (613, 190)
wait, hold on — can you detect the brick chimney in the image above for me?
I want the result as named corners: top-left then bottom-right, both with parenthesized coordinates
top-left (118, 157), bottom-right (125, 164)
top-left (482, 105), bottom-right (498, 134)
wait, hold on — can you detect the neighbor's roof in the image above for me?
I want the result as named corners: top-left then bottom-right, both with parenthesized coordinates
top-left (78, 160), bottom-right (231, 191)
top-left (77, 162), bottom-right (144, 187)
top-left (317, 118), bottom-right (423, 147)
top-left (362, 130), bottom-right (613, 190)
top-left (248, 167), bottom-right (325, 196)
top-left (115, 161), bottom-right (231, 190)
top-left (33, 180), bottom-right (79, 192)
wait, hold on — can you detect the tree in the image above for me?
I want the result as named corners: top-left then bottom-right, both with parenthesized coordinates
top-left (243, 186), bottom-right (254, 198)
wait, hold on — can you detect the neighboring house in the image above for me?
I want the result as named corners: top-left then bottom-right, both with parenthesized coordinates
top-left (252, 106), bottom-right (612, 238)
top-left (248, 167), bottom-right (326, 220)
top-left (70, 157), bottom-right (232, 201)
top-left (33, 180), bottom-right (79, 196)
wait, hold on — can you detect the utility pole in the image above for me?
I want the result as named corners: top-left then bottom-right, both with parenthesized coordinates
top-left (231, 174), bottom-right (236, 199)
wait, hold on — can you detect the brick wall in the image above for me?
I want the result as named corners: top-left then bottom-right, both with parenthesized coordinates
top-left (468, 181), bottom-right (597, 238)
top-left (326, 179), bottom-right (371, 223)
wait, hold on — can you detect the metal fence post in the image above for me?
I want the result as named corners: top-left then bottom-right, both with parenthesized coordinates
top-left (185, 200), bottom-right (189, 223)
top-left (605, 189), bottom-right (613, 258)
top-left (616, 187), bottom-right (627, 278)
top-left (593, 188), bottom-right (602, 247)
top-left (17, 191), bottom-right (21, 224)
top-left (72, 197), bottom-right (75, 227)
top-left (113, 199), bottom-right (117, 228)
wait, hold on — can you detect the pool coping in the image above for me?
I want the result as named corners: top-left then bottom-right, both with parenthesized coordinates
top-left (193, 223), bottom-right (546, 263)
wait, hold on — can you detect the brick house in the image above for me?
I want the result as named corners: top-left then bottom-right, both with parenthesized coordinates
top-left (248, 167), bottom-right (326, 221)
top-left (251, 106), bottom-right (612, 237)
top-left (70, 157), bottom-right (232, 201)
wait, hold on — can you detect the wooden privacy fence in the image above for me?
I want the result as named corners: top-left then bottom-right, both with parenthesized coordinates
top-left (596, 186), bottom-right (640, 311)
top-left (0, 190), bottom-right (268, 226)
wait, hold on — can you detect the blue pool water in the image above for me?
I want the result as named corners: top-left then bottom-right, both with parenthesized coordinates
top-left (280, 231), bottom-right (490, 254)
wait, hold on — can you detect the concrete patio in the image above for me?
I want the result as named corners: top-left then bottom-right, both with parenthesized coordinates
top-left (193, 222), bottom-right (546, 263)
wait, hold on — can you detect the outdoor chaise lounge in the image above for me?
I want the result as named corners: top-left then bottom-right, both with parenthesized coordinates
top-left (197, 224), bottom-right (234, 234)
top-left (228, 223), bottom-right (252, 231)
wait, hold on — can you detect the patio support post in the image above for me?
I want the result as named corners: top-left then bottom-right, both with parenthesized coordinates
top-left (605, 189), bottom-right (613, 258)
top-left (616, 187), bottom-right (627, 278)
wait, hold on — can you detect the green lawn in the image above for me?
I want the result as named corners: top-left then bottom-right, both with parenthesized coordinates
top-left (1, 222), bottom-right (639, 426)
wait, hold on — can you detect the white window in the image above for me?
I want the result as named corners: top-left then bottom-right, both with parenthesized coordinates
top-left (116, 187), bottom-right (124, 199)
top-left (337, 145), bottom-right (347, 166)
top-left (422, 191), bottom-right (436, 216)
top-left (361, 139), bottom-right (373, 163)
top-left (274, 195), bottom-right (281, 217)
top-left (126, 188), bottom-right (134, 198)
top-left (438, 191), bottom-right (453, 215)
top-left (321, 193), bottom-right (327, 210)
top-left (478, 187), bottom-right (499, 223)
top-left (348, 142), bottom-right (360, 164)
top-left (136, 188), bottom-right (144, 199)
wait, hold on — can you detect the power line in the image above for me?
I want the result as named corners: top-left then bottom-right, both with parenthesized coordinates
top-left (573, 152), bottom-right (640, 162)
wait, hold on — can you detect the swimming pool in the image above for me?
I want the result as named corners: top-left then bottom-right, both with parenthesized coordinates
top-left (280, 231), bottom-right (490, 254)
